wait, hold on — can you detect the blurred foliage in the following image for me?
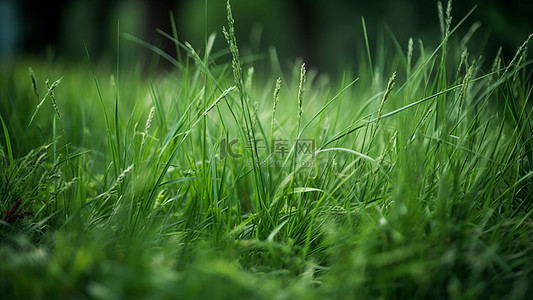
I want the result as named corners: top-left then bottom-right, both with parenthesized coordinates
top-left (1, 0), bottom-right (532, 74)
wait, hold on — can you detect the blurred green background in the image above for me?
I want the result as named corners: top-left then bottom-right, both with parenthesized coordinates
top-left (1, 0), bottom-right (532, 74)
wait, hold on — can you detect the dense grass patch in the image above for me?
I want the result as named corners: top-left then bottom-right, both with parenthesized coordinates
top-left (1, 1), bottom-right (533, 298)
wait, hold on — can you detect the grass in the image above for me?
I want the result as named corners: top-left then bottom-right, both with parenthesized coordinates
top-left (1, 1), bottom-right (533, 298)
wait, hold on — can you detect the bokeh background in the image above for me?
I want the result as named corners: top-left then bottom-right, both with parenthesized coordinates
top-left (1, 0), bottom-right (532, 74)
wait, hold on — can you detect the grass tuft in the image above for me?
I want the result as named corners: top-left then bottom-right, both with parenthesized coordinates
top-left (1, 1), bottom-right (533, 299)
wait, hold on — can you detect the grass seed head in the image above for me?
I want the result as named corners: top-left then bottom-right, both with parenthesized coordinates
top-left (142, 106), bottom-right (155, 147)
top-left (438, 2), bottom-right (445, 38)
top-left (456, 48), bottom-right (469, 79)
top-left (28, 67), bottom-right (39, 100)
top-left (45, 78), bottom-right (62, 119)
top-left (252, 100), bottom-right (259, 129)
top-left (223, 0), bottom-right (243, 93)
top-left (445, 0), bottom-right (452, 37)
top-left (459, 48), bottom-right (469, 71)
top-left (407, 37), bottom-right (414, 70)
top-left (458, 62), bottom-right (475, 112)
top-left (273, 77), bottom-right (281, 111)
top-left (271, 77), bottom-right (282, 134)
top-left (298, 63), bottom-right (306, 119)
top-left (378, 71), bottom-right (396, 121)
top-left (108, 164), bottom-right (134, 193)
top-left (438, 1), bottom-right (452, 39)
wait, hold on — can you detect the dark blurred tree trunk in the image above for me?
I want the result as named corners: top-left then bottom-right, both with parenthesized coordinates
top-left (291, 0), bottom-right (317, 67)
top-left (144, 0), bottom-right (181, 70)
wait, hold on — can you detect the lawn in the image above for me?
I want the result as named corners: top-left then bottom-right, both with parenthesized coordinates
top-left (1, 1), bottom-right (533, 299)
